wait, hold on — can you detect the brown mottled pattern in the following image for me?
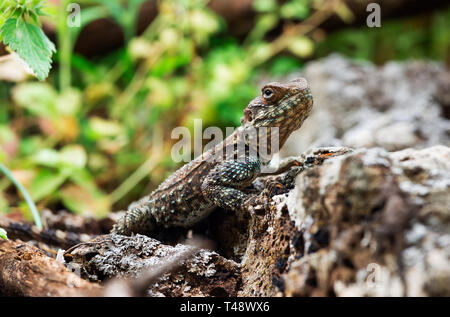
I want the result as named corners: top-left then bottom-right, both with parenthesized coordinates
top-left (112, 78), bottom-right (313, 236)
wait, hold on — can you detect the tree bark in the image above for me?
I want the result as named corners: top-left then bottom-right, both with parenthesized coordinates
top-left (0, 239), bottom-right (102, 296)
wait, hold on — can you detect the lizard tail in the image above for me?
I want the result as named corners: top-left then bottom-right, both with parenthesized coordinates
top-left (0, 217), bottom-right (93, 249)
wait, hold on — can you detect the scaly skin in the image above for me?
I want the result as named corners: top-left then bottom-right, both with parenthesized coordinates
top-left (112, 78), bottom-right (313, 236)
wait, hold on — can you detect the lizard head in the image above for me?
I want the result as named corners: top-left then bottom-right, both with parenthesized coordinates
top-left (241, 77), bottom-right (313, 147)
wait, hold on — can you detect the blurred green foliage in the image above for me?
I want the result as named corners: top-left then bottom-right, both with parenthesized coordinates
top-left (0, 227), bottom-right (6, 239)
top-left (0, 0), bottom-right (449, 220)
top-left (318, 7), bottom-right (450, 63)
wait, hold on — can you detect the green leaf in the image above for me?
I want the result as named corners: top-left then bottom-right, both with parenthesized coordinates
top-left (60, 176), bottom-right (110, 218)
top-left (30, 169), bottom-right (68, 201)
top-left (248, 14), bottom-right (279, 42)
top-left (0, 163), bottom-right (42, 229)
top-left (33, 148), bottom-right (61, 168)
top-left (12, 82), bottom-right (58, 117)
top-left (253, 0), bottom-right (277, 12)
top-left (280, 0), bottom-right (310, 20)
top-left (87, 117), bottom-right (124, 140)
top-left (59, 145), bottom-right (87, 169)
top-left (0, 18), bottom-right (55, 80)
top-left (55, 88), bottom-right (82, 116)
top-left (0, 227), bottom-right (7, 240)
top-left (33, 145), bottom-right (87, 169)
top-left (288, 36), bottom-right (314, 57)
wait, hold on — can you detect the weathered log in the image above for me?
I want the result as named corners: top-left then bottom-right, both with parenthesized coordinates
top-left (65, 233), bottom-right (241, 297)
top-left (0, 217), bottom-right (93, 249)
top-left (41, 209), bottom-right (117, 235)
top-left (0, 239), bottom-right (102, 296)
top-left (237, 145), bottom-right (450, 296)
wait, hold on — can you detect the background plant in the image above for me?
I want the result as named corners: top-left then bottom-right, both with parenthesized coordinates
top-left (0, 0), bottom-right (55, 80)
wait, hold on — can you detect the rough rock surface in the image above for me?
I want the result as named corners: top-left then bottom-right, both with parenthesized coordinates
top-left (238, 146), bottom-right (449, 296)
top-left (281, 54), bottom-right (450, 156)
top-left (229, 56), bottom-right (449, 297)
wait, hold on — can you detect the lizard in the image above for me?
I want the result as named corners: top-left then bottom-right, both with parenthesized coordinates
top-left (0, 77), bottom-right (313, 246)
top-left (111, 77), bottom-right (313, 236)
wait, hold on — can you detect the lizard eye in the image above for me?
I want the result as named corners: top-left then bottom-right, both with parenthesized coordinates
top-left (263, 88), bottom-right (273, 99)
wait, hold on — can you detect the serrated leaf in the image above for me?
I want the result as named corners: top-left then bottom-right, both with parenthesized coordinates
top-left (0, 18), bottom-right (55, 80)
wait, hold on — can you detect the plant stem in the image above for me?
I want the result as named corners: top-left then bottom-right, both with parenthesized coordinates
top-left (247, 0), bottom-right (340, 67)
top-left (58, 0), bottom-right (71, 91)
top-left (0, 163), bottom-right (42, 229)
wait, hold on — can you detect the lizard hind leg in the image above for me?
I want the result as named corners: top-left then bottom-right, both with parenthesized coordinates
top-left (111, 198), bottom-right (157, 236)
top-left (201, 158), bottom-right (261, 211)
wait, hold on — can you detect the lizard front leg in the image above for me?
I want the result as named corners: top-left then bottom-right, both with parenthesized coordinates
top-left (201, 158), bottom-right (262, 211)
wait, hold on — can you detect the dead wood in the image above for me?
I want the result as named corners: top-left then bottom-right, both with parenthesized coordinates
top-left (65, 233), bottom-right (241, 297)
top-left (0, 239), bottom-right (102, 296)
